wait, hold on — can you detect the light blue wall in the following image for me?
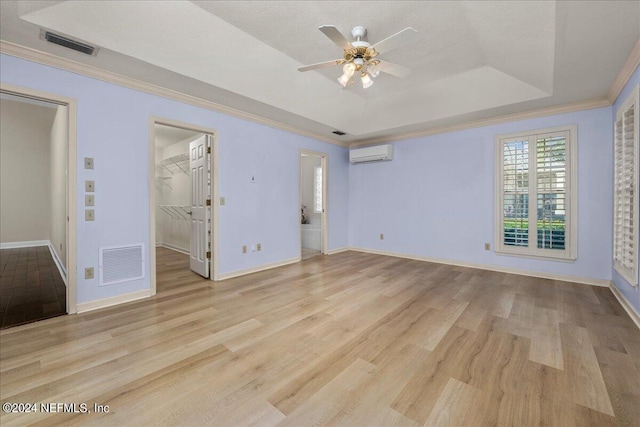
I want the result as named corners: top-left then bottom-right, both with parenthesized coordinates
top-left (611, 64), bottom-right (640, 313)
top-left (349, 107), bottom-right (613, 282)
top-left (0, 54), bottom-right (349, 304)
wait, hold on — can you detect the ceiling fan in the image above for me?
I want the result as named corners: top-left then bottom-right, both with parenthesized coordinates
top-left (298, 25), bottom-right (417, 89)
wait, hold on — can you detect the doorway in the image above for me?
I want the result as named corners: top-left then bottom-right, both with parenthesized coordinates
top-left (0, 83), bottom-right (77, 327)
top-left (149, 118), bottom-right (218, 295)
top-left (299, 150), bottom-right (328, 260)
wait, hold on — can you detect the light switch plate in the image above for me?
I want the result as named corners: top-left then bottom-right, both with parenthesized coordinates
top-left (220, 197), bottom-right (225, 206)
top-left (84, 157), bottom-right (94, 169)
top-left (257, 243), bottom-right (261, 251)
top-left (85, 209), bottom-right (95, 221)
top-left (85, 195), bottom-right (95, 206)
top-left (85, 180), bottom-right (95, 192)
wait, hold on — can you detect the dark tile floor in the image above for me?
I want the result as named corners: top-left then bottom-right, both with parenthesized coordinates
top-left (0, 246), bottom-right (66, 329)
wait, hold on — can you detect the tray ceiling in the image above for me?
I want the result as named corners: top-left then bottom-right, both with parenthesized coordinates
top-left (1, 1), bottom-right (639, 144)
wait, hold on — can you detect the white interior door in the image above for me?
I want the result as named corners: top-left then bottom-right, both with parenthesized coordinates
top-left (189, 135), bottom-right (210, 278)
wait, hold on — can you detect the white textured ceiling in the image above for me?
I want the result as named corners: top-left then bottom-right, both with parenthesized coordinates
top-left (1, 1), bottom-right (639, 144)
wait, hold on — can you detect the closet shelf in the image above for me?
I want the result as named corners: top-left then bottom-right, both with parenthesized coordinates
top-left (159, 205), bottom-right (191, 220)
top-left (158, 153), bottom-right (190, 175)
top-left (155, 176), bottom-right (172, 189)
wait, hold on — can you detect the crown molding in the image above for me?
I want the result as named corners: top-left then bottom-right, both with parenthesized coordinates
top-left (608, 37), bottom-right (640, 104)
top-left (4, 37), bottom-right (637, 149)
top-left (0, 40), bottom-right (347, 148)
top-left (349, 97), bottom-right (611, 147)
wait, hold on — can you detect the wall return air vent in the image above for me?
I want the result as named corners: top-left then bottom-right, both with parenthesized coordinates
top-left (99, 244), bottom-right (145, 286)
top-left (40, 29), bottom-right (98, 56)
top-left (349, 144), bottom-right (394, 163)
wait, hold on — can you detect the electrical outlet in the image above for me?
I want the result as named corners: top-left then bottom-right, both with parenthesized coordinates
top-left (84, 267), bottom-right (94, 279)
top-left (484, 243), bottom-right (491, 251)
top-left (257, 243), bottom-right (261, 251)
top-left (380, 233), bottom-right (384, 240)
top-left (84, 157), bottom-right (94, 169)
top-left (85, 209), bottom-right (95, 221)
top-left (85, 195), bottom-right (95, 206)
top-left (220, 197), bottom-right (225, 205)
top-left (85, 180), bottom-right (95, 192)
top-left (242, 245), bottom-right (247, 254)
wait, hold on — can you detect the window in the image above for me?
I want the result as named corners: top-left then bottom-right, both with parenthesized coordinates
top-left (495, 125), bottom-right (577, 260)
top-left (613, 85), bottom-right (639, 286)
top-left (313, 165), bottom-right (323, 213)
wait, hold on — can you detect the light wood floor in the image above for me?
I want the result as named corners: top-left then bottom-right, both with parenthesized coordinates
top-left (1, 248), bottom-right (639, 426)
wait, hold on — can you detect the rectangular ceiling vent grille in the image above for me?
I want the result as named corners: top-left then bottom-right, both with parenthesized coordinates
top-left (99, 244), bottom-right (145, 286)
top-left (41, 30), bottom-right (98, 56)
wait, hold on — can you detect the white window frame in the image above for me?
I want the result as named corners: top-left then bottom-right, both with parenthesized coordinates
top-left (494, 125), bottom-right (578, 261)
top-left (613, 84), bottom-right (639, 286)
top-left (313, 165), bottom-right (323, 213)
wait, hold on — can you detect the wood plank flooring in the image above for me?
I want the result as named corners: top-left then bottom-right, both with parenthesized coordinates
top-left (0, 247), bottom-right (66, 329)
top-left (1, 247), bottom-right (639, 426)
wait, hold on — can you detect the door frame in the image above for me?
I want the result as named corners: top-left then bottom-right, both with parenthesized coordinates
top-left (149, 117), bottom-right (219, 294)
top-left (299, 149), bottom-right (329, 256)
top-left (0, 82), bottom-right (78, 314)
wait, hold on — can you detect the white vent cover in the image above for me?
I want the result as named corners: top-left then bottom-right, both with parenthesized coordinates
top-left (349, 144), bottom-right (394, 163)
top-left (99, 244), bottom-right (145, 286)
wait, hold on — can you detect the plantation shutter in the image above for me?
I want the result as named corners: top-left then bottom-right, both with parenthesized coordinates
top-left (613, 86), bottom-right (639, 286)
top-left (496, 125), bottom-right (576, 260)
top-left (535, 132), bottom-right (568, 251)
top-left (502, 140), bottom-right (529, 247)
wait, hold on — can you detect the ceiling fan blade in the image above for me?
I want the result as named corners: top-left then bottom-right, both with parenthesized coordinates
top-left (298, 59), bottom-right (343, 72)
top-left (319, 25), bottom-right (353, 51)
top-left (371, 27), bottom-right (417, 55)
top-left (378, 60), bottom-right (412, 78)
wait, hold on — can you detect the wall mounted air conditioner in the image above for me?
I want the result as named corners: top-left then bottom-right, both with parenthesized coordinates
top-left (349, 144), bottom-right (394, 164)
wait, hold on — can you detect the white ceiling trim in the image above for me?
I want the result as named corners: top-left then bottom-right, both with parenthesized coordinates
top-left (17, 0), bottom-right (561, 136)
top-left (0, 40), bottom-right (347, 147)
top-left (3, 39), bottom-right (637, 148)
top-left (350, 97), bottom-right (611, 147)
top-left (608, 37), bottom-right (640, 103)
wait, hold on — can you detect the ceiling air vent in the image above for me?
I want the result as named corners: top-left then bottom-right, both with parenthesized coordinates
top-left (332, 130), bottom-right (346, 136)
top-left (41, 30), bottom-right (98, 56)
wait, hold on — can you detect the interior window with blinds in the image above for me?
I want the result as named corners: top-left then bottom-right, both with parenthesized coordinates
top-left (495, 125), bottom-right (577, 260)
top-left (613, 85), bottom-right (638, 286)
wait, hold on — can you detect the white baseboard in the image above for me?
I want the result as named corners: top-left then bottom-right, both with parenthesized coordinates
top-left (609, 281), bottom-right (640, 330)
top-left (160, 243), bottom-right (190, 256)
top-left (46, 243), bottom-right (67, 282)
top-left (0, 240), bottom-right (50, 249)
top-left (327, 247), bottom-right (349, 255)
top-left (76, 289), bottom-right (152, 313)
top-left (218, 256), bottom-right (301, 281)
top-left (348, 247), bottom-right (611, 288)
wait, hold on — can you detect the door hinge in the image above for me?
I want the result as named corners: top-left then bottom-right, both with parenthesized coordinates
top-left (207, 146), bottom-right (211, 154)
top-left (206, 199), bottom-right (211, 206)
top-left (206, 251), bottom-right (211, 259)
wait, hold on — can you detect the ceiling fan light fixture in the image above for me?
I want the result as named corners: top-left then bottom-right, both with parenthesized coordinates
top-left (337, 73), bottom-right (351, 87)
top-left (343, 62), bottom-right (356, 78)
top-left (361, 72), bottom-right (374, 89)
top-left (368, 64), bottom-right (380, 78)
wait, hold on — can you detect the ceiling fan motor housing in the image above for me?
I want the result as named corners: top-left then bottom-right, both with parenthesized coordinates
top-left (351, 26), bottom-right (367, 40)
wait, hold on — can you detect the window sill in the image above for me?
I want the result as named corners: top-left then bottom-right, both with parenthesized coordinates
top-left (494, 249), bottom-right (576, 263)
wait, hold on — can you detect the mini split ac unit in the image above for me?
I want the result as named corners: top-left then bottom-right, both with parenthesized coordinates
top-left (349, 144), bottom-right (394, 164)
